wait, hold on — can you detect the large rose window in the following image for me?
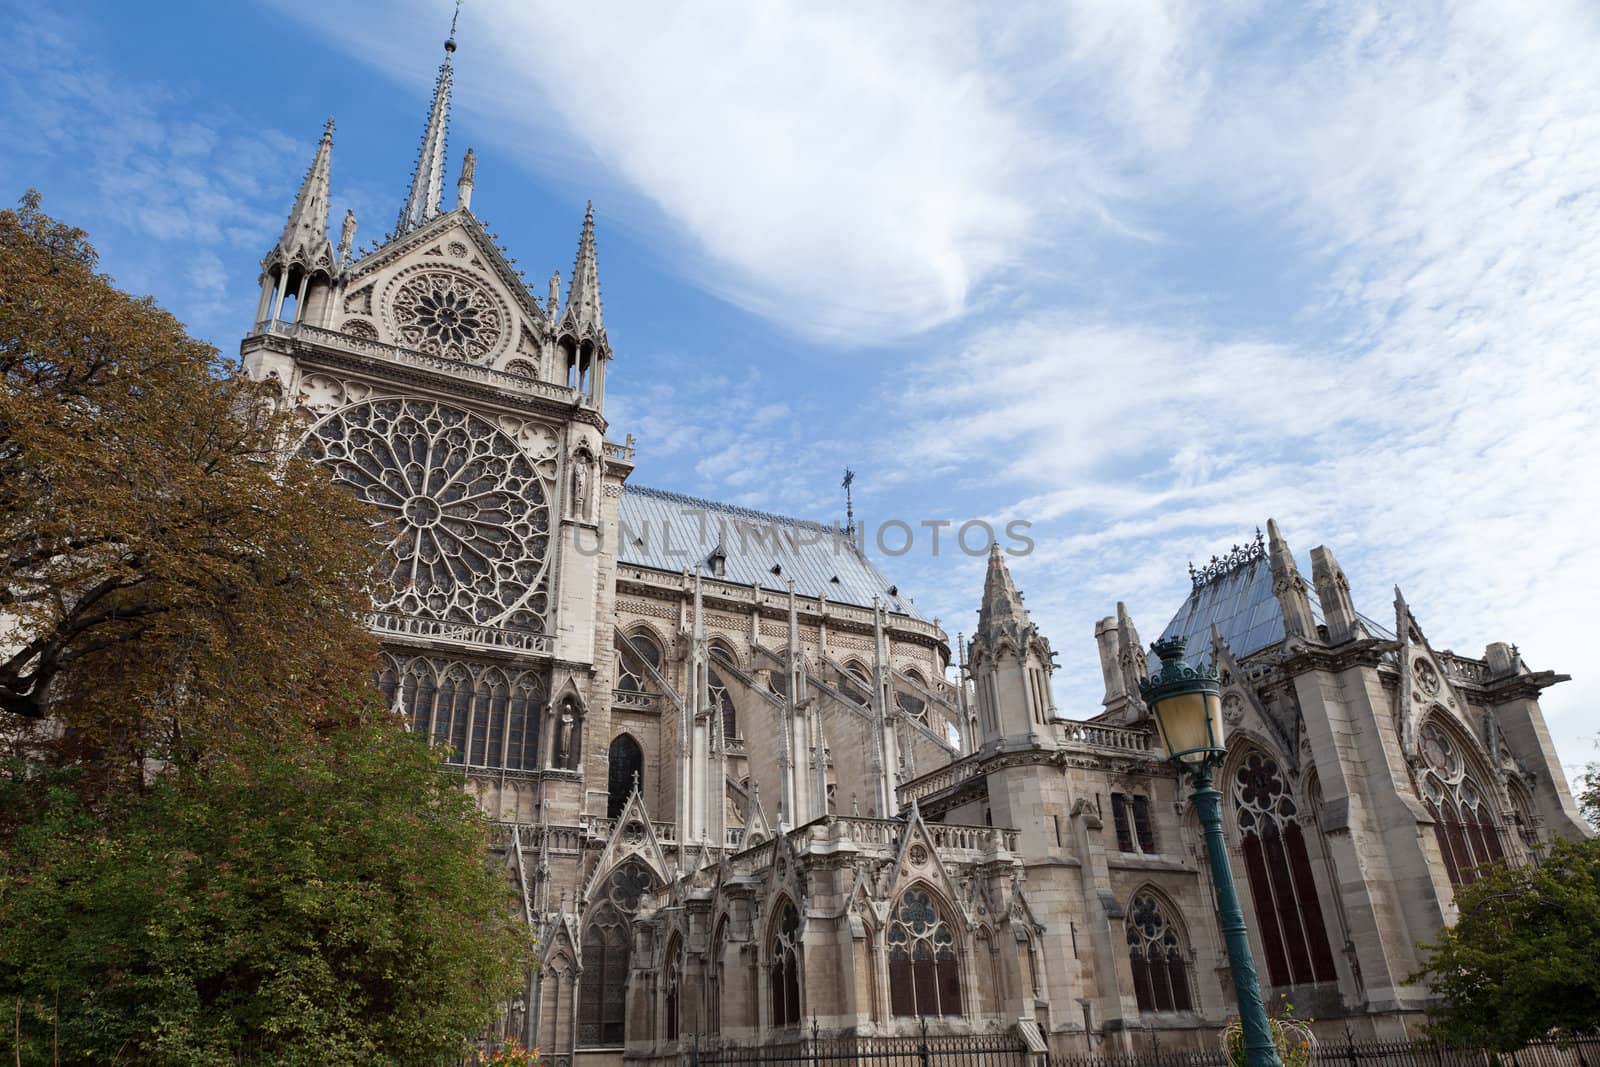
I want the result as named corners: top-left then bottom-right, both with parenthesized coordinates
top-left (390, 269), bottom-right (504, 362)
top-left (304, 399), bottom-right (550, 632)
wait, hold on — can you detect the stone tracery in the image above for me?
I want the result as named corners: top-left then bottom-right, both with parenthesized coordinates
top-left (389, 267), bottom-right (504, 361)
top-left (304, 398), bottom-right (551, 634)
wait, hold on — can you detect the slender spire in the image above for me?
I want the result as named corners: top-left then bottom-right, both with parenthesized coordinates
top-left (396, 16), bottom-right (458, 237)
top-left (561, 201), bottom-right (604, 334)
top-left (264, 118), bottom-right (335, 272)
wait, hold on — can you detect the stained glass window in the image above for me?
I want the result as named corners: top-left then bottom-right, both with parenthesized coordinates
top-left (886, 889), bottom-right (962, 1017)
top-left (770, 900), bottom-right (802, 1028)
top-left (1126, 893), bottom-right (1192, 1013)
top-left (1232, 751), bottom-right (1338, 987)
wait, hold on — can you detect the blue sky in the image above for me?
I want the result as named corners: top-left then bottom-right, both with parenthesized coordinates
top-left (4, 0), bottom-right (1596, 786)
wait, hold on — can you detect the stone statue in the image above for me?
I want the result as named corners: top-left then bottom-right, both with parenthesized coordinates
top-left (556, 700), bottom-right (575, 768)
top-left (337, 209), bottom-right (358, 265)
top-left (548, 271), bottom-right (561, 317)
top-left (570, 460), bottom-right (589, 520)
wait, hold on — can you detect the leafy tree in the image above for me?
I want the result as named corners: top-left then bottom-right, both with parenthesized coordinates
top-left (0, 715), bottom-right (535, 1064)
top-left (1579, 736), bottom-right (1599, 831)
top-left (0, 192), bottom-right (378, 794)
top-left (1412, 838), bottom-right (1600, 1050)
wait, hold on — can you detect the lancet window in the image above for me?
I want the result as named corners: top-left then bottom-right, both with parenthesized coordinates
top-left (1418, 720), bottom-right (1505, 886)
top-left (707, 917), bottom-right (727, 1036)
top-left (664, 936), bottom-right (683, 1041)
top-left (379, 654), bottom-right (543, 770)
top-left (887, 888), bottom-right (963, 1017)
top-left (608, 733), bottom-right (644, 818)
top-left (769, 899), bottom-right (802, 1028)
top-left (1231, 750), bottom-right (1338, 987)
top-left (578, 861), bottom-right (656, 1048)
top-left (1125, 892), bottom-right (1192, 1013)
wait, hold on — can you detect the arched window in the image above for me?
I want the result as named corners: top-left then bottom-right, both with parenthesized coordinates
top-left (608, 733), bottom-right (644, 818)
top-left (1418, 720), bottom-right (1505, 885)
top-left (578, 862), bottom-right (655, 1048)
top-left (707, 667), bottom-right (737, 740)
top-left (839, 662), bottom-right (872, 706)
top-left (707, 917), bottom-right (727, 1036)
top-left (887, 888), bottom-right (962, 1017)
top-left (469, 670), bottom-right (499, 766)
top-left (664, 935), bottom-right (683, 1040)
top-left (385, 656), bottom-right (546, 770)
top-left (401, 658), bottom-right (436, 735)
top-left (1126, 892), bottom-right (1192, 1013)
top-left (579, 903), bottom-right (629, 1047)
top-left (616, 631), bottom-right (661, 693)
top-left (1232, 751), bottom-right (1338, 987)
top-left (505, 672), bottom-right (542, 770)
top-left (897, 667), bottom-right (928, 721)
top-left (769, 899), bottom-right (802, 1028)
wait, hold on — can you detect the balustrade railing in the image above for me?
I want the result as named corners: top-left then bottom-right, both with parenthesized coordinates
top-left (1438, 651), bottom-right (1491, 684)
top-left (611, 688), bottom-right (660, 711)
top-left (368, 611), bottom-right (552, 655)
top-left (897, 753), bottom-right (983, 806)
top-left (1058, 718), bottom-right (1155, 753)
top-left (246, 320), bottom-right (575, 402)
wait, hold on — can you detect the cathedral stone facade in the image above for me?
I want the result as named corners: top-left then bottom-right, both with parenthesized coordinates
top-left (240, 31), bottom-right (1591, 1067)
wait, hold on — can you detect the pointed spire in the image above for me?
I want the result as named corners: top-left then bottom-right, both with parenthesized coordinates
top-left (1310, 544), bottom-right (1364, 644)
top-left (1266, 518), bottom-right (1318, 640)
top-left (265, 118), bottom-right (335, 273)
top-left (976, 543), bottom-right (1029, 636)
top-left (396, 21), bottom-right (457, 237)
top-left (561, 201), bottom-right (604, 334)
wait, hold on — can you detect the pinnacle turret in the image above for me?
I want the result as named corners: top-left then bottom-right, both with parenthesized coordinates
top-left (975, 543), bottom-right (1028, 637)
top-left (561, 201), bottom-right (604, 335)
top-left (264, 118), bottom-right (335, 274)
top-left (396, 29), bottom-right (456, 237)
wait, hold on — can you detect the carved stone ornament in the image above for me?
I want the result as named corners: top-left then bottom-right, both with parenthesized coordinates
top-left (1414, 658), bottom-right (1441, 696)
top-left (908, 843), bottom-right (929, 867)
top-left (387, 267), bottom-right (506, 363)
top-left (1222, 693), bottom-right (1245, 726)
top-left (295, 373), bottom-right (373, 416)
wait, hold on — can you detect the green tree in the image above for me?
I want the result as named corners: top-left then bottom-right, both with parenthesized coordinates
top-left (0, 192), bottom-right (379, 797)
top-left (0, 715), bottom-right (535, 1064)
top-left (1579, 735), bottom-right (1599, 831)
top-left (1412, 838), bottom-right (1600, 1050)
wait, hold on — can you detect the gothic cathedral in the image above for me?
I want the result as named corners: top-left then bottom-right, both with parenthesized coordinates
top-left (240, 29), bottom-right (1591, 1067)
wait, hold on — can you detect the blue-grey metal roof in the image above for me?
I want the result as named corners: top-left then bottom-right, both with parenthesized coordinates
top-left (1159, 555), bottom-right (1393, 662)
top-left (616, 485), bottom-right (924, 618)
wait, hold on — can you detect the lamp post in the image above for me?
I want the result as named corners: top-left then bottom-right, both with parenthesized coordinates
top-left (1140, 636), bottom-right (1282, 1067)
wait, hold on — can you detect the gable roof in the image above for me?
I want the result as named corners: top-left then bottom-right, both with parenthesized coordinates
top-left (1159, 555), bottom-right (1393, 662)
top-left (617, 485), bottom-right (923, 618)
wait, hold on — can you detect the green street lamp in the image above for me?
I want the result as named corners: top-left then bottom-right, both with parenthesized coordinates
top-left (1140, 636), bottom-right (1283, 1067)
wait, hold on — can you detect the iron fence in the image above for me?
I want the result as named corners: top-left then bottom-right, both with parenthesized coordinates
top-left (1048, 1036), bottom-right (1600, 1067)
top-left (690, 1031), bottom-right (1029, 1067)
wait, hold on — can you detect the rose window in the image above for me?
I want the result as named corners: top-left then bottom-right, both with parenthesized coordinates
top-left (606, 860), bottom-right (654, 914)
top-left (390, 269), bottom-right (503, 361)
top-left (304, 399), bottom-right (551, 632)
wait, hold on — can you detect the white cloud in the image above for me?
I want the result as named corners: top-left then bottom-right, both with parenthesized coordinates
top-left (887, 0), bottom-right (1600, 783)
top-left (273, 0), bottom-right (1120, 343)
